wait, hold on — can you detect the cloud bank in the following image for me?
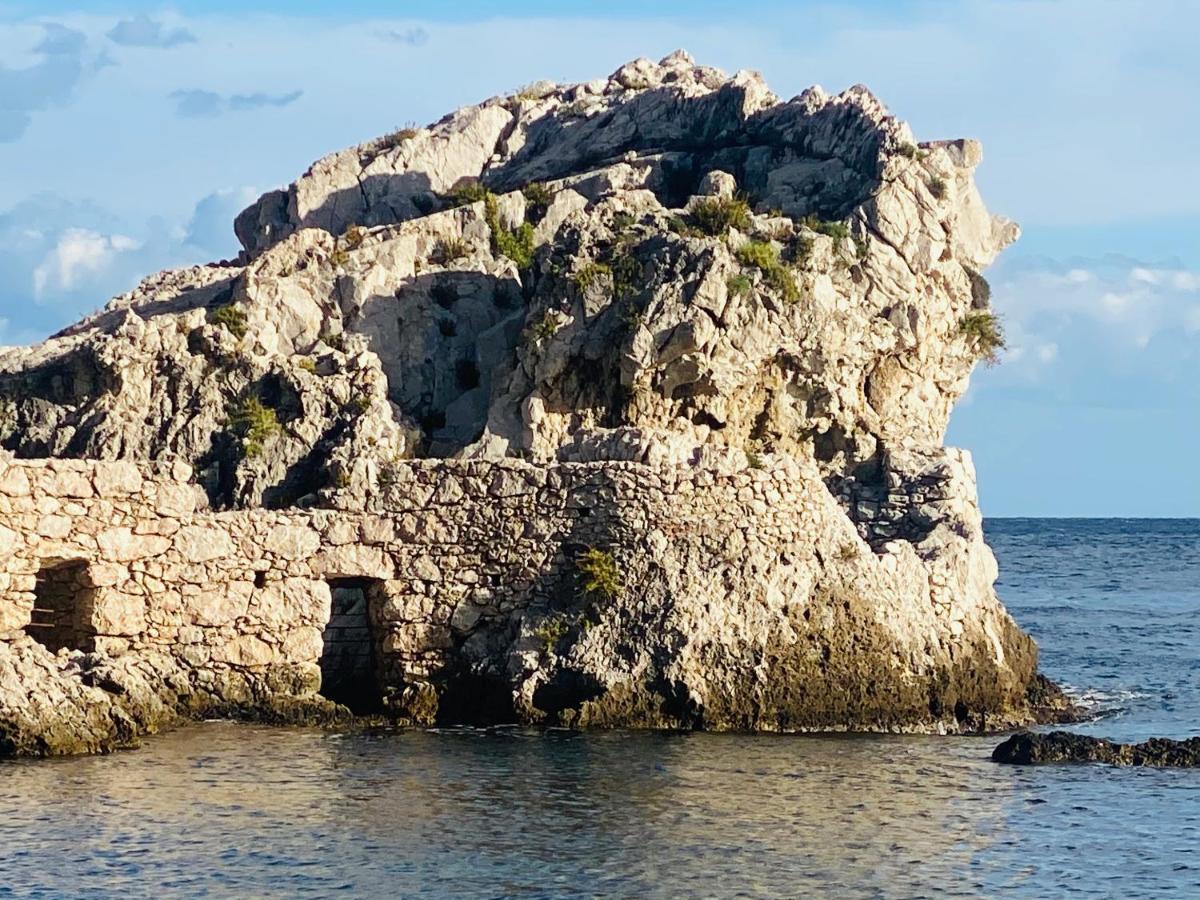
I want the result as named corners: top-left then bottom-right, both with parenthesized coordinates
top-left (0, 24), bottom-right (94, 142)
top-left (169, 88), bottom-right (304, 118)
top-left (107, 15), bottom-right (197, 49)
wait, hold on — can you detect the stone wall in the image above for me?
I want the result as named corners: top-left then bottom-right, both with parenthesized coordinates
top-left (0, 447), bottom-right (1042, 754)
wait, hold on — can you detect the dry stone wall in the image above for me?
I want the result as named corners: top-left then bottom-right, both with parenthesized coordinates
top-left (0, 446), bottom-right (1044, 754)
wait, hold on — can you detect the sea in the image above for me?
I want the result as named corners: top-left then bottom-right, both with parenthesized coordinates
top-left (0, 519), bottom-right (1197, 898)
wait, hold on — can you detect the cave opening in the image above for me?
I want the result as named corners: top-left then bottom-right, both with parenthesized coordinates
top-left (26, 560), bottom-right (95, 654)
top-left (319, 578), bottom-right (383, 713)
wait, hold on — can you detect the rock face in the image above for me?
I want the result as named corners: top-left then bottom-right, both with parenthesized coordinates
top-left (993, 732), bottom-right (1200, 767)
top-left (0, 52), bottom-right (1061, 754)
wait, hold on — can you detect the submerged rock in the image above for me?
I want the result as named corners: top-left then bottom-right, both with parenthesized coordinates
top-left (0, 52), bottom-right (1069, 754)
top-left (993, 731), bottom-right (1200, 767)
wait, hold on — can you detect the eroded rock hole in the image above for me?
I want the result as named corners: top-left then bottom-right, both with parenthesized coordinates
top-left (319, 578), bottom-right (383, 713)
top-left (27, 560), bottom-right (95, 654)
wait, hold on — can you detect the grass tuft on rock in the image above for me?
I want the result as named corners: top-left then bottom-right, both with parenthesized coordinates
top-left (726, 273), bottom-right (753, 298)
top-left (534, 615), bottom-right (569, 653)
top-left (572, 261), bottom-right (611, 292)
top-left (800, 217), bottom-right (851, 241)
top-left (689, 196), bottom-right (752, 237)
top-left (527, 311), bottom-right (561, 344)
top-left (434, 237), bottom-right (471, 264)
top-left (444, 179), bottom-right (490, 208)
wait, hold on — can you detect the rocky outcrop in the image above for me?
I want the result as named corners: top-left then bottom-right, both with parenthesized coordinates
top-left (993, 731), bottom-right (1200, 767)
top-left (0, 52), bottom-right (1059, 753)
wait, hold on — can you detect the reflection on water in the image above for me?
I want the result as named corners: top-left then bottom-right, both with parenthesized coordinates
top-left (1, 519), bottom-right (1198, 898)
top-left (0, 723), bottom-right (1196, 898)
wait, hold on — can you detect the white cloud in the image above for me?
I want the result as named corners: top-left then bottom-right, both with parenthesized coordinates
top-left (994, 258), bottom-right (1200, 345)
top-left (32, 228), bottom-right (141, 298)
top-left (0, 190), bottom-right (252, 341)
top-left (978, 255), bottom-right (1200, 391)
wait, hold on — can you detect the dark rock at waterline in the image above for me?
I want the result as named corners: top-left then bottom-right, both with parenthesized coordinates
top-left (993, 731), bottom-right (1200, 767)
top-left (1024, 673), bottom-right (1083, 725)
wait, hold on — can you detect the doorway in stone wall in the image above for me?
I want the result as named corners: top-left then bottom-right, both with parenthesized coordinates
top-left (26, 560), bottom-right (96, 654)
top-left (319, 578), bottom-right (382, 712)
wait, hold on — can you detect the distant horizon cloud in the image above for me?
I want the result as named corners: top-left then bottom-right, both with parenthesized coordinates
top-left (107, 14), bottom-right (197, 49)
top-left (169, 88), bottom-right (303, 117)
top-left (379, 27), bottom-right (429, 46)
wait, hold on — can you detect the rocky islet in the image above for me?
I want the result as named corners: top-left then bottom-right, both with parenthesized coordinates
top-left (0, 51), bottom-right (1071, 755)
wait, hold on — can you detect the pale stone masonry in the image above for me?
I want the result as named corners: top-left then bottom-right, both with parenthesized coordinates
top-left (0, 447), bottom-right (1044, 754)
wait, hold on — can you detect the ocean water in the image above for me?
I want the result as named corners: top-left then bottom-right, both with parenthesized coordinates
top-left (0, 519), bottom-right (1197, 898)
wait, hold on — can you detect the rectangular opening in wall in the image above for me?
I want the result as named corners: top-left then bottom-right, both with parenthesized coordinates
top-left (319, 578), bottom-right (382, 713)
top-left (26, 560), bottom-right (95, 654)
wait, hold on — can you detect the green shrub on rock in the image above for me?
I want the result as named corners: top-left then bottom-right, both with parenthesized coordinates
top-left (485, 194), bottom-right (535, 270)
top-left (579, 547), bottom-right (622, 600)
top-left (227, 396), bottom-right (280, 459)
top-left (736, 241), bottom-right (800, 303)
top-left (210, 303), bottom-right (247, 339)
top-left (522, 182), bottom-right (553, 222)
top-left (800, 216), bottom-right (851, 242)
top-left (959, 311), bottom-right (1006, 365)
top-left (572, 261), bottom-right (611, 292)
top-left (726, 273), bottom-right (753, 297)
top-left (534, 615), bottom-right (569, 653)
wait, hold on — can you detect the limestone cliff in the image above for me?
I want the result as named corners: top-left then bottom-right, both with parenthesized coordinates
top-left (0, 52), bottom-right (1067, 754)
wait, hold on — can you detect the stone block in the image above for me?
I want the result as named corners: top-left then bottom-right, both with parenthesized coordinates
top-left (45, 469), bottom-right (94, 499)
top-left (155, 483), bottom-right (198, 517)
top-left (252, 577), bottom-right (330, 628)
top-left (263, 523), bottom-right (320, 560)
top-left (0, 467), bottom-right (31, 498)
top-left (282, 626), bottom-right (325, 662)
top-left (92, 462), bottom-right (144, 497)
top-left (174, 525), bottom-right (236, 563)
top-left (97, 527), bottom-right (172, 562)
top-left (214, 634), bottom-right (277, 667)
top-left (90, 589), bottom-right (146, 636)
top-left (313, 545), bottom-right (394, 580)
top-left (189, 583), bottom-right (252, 627)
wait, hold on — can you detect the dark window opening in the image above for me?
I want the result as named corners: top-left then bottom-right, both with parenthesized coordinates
top-left (319, 578), bottom-right (383, 713)
top-left (27, 560), bottom-right (95, 653)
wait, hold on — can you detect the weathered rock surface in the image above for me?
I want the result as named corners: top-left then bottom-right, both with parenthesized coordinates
top-left (993, 731), bottom-right (1200, 767)
top-left (0, 52), bottom-right (1063, 754)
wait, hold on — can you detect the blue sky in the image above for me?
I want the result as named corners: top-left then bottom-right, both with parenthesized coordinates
top-left (0, 1), bottom-right (1196, 516)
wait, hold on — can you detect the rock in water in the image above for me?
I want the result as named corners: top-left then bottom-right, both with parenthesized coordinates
top-left (0, 52), bottom-right (1072, 754)
top-left (994, 731), bottom-right (1200, 767)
